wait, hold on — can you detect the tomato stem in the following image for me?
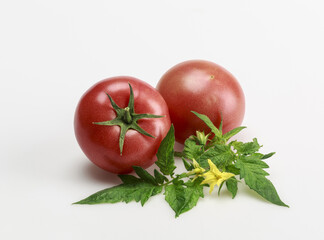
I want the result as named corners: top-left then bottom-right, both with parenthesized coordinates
top-left (92, 83), bottom-right (164, 155)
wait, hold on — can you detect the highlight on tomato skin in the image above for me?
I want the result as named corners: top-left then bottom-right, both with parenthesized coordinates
top-left (156, 59), bottom-right (245, 143)
top-left (74, 76), bottom-right (171, 174)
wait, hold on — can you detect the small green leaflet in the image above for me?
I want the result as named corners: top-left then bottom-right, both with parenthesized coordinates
top-left (191, 111), bottom-right (222, 138)
top-left (133, 166), bottom-right (158, 185)
top-left (164, 178), bottom-right (204, 217)
top-left (235, 155), bottom-right (289, 207)
top-left (226, 165), bottom-right (241, 175)
top-left (226, 177), bottom-right (238, 199)
top-left (196, 144), bottom-right (234, 169)
top-left (232, 138), bottom-right (261, 155)
top-left (74, 182), bottom-right (163, 206)
top-left (118, 174), bottom-right (142, 184)
top-left (154, 169), bottom-right (168, 184)
top-left (182, 157), bottom-right (193, 171)
top-left (262, 152), bottom-right (276, 159)
top-left (156, 125), bottom-right (176, 176)
top-left (223, 126), bottom-right (246, 141)
top-left (183, 138), bottom-right (203, 160)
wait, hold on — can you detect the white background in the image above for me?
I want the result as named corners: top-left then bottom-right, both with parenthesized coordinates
top-left (1, 0), bottom-right (323, 239)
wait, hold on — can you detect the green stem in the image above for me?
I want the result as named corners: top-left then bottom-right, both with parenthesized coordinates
top-left (124, 107), bottom-right (132, 124)
top-left (162, 180), bottom-right (173, 186)
top-left (161, 172), bottom-right (188, 186)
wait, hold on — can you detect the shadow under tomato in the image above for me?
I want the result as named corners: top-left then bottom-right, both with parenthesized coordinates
top-left (82, 161), bottom-right (121, 185)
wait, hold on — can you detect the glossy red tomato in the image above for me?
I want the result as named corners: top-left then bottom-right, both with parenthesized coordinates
top-left (74, 77), bottom-right (171, 174)
top-left (156, 60), bottom-right (245, 143)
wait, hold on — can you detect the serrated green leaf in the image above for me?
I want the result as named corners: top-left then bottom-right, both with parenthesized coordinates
top-left (118, 174), bottom-right (142, 184)
top-left (235, 157), bottom-right (288, 207)
top-left (226, 177), bottom-right (238, 199)
top-left (234, 138), bottom-right (261, 155)
top-left (223, 126), bottom-right (246, 141)
top-left (156, 125), bottom-right (176, 175)
top-left (133, 166), bottom-right (157, 185)
top-left (230, 140), bottom-right (242, 149)
top-left (154, 169), bottom-right (168, 184)
top-left (191, 111), bottom-right (222, 138)
top-left (262, 152), bottom-right (276, 159)
top-left (183, 138), bottom-right (203, 160)
top-left (196, 144), bottom-right (234, 169)
top-left (182, 157), bottom-right (194, 171)
top-left (226, 164), bottom-right (241, 175)
top-left (164, 184), bottom-right (185, 218)
top-left (241, 155), bottom-right (269, 169)
top-left (165, 179), bottom-right (204, 217)
top-left (74, 183), bottom-right (163, 207)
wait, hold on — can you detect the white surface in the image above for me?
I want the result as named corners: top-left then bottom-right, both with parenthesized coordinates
top-left (1, 0), bottom-right (323, 239)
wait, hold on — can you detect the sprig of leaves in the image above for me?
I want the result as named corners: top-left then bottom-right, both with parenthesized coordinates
top-left (75, 124), bottom-right (205, 217)
top-left (74, 112), bottom-right (288, 217)
top-left (185, 111), bottom-right (288, 207)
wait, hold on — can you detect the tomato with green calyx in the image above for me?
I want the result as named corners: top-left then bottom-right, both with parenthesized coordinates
top-left (74, 77), bottom-right (171, 174)
top-left (156, 60), bottom-right (245, 143)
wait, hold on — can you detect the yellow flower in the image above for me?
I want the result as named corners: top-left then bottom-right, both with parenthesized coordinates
top-left (201, 159), bottom-right (235, 194)
top-left (187, 159), bottom-right (205, 181)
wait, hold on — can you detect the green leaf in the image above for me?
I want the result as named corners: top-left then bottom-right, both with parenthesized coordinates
top-left (226, 177), bottom-right (238, 199)
top-left (218, 115), bottom-right (223, 134)
top-left (226, 164), bottom-right (241, 175)
top-left (118, 174), bottom-right (142, 184)
top-left (251, 153), bottom-right (264, 158)
top-left (182, 157), bottom-right (193, 171)
top-left (154, 169), bottom-right (168, 184)
top-left (74, 182), bottom-right (163, 207)
top-left (262, 152), bottom-right (276, 159)
top-left (133, 166), bottom-right (158, 185)
top-left (241, 155), bottom-right (269, 169)
top-left (235, 156), bottom-right (288, 207)
top-left (196, 144), bottom-right (234, 169)
top-left (183, 137), bottom-right (203, 160)
top-left (165, 179), bottom-right (204, 217)
top-left (191, 111), bottom-right (222, 138)
top-left (233, 138), bottom-right (261, 155)
top-left (223, 126), bottom-right (246, 141)
top-left (251, 152), bottom-right (275, 160)
top-left (174, 151), bottom-right (185, 158)
top-left (156, 125), bottom-right (176, 176)
top-left (218, 181), bottom-right (225, 196)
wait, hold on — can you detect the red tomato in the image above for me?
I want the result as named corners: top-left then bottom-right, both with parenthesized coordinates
top-left (156, 60), bottom-right (245, 143)
top-left (74, 77), bottom-right (171, 174)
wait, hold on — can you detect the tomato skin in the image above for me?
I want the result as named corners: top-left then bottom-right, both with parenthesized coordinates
top-left (156, 60), bottom-right (245, 143)
top-left (74, 77), bottom-right (171, 174)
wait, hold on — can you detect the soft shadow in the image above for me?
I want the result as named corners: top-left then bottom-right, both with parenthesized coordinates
top-left (82, 161), bottom-right (121, 185)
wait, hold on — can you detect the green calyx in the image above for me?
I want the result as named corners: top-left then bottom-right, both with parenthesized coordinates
top-left (93, 83), bottom-right (164, 155)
